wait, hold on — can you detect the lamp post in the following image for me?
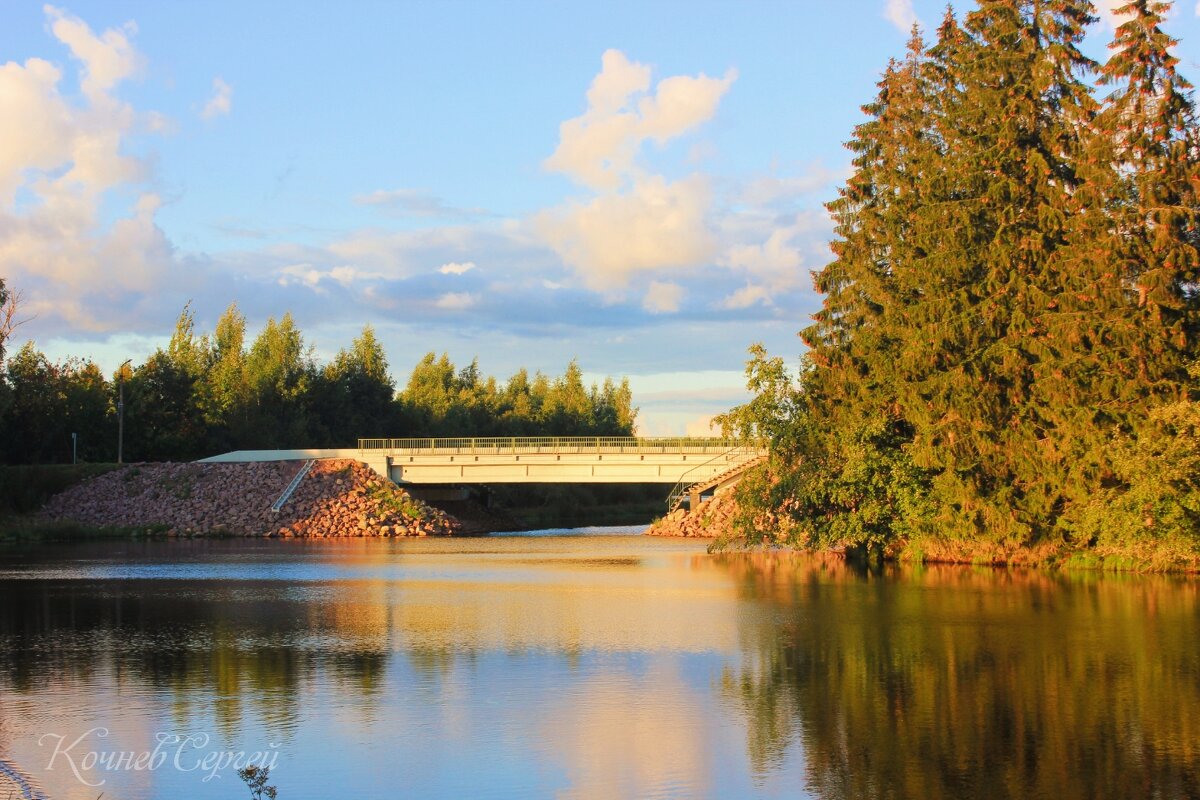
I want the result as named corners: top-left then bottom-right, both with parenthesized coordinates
top-left (117, 359), bottom-right (131, 464)
top-left (71, 432), bottom-right (77, 465)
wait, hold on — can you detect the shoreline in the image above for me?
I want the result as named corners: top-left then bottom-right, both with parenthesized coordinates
top-left (12, 461), bottom-right (1197, 572)
top-left (647, 489), bottom-right (1200, 574)
top-left (2, 460), bottom-right (662, 542)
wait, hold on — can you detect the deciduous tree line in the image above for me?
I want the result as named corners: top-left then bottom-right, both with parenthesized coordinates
top-left (721, 1), bottom-right (1200, 565)
top-left (0, 300), bottom-right (637, 464)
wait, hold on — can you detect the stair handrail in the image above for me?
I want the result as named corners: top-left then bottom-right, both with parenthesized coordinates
top-left (271, 459), bottom-right (315, 513)
top-left (665, 444), bottom-right (762, 513)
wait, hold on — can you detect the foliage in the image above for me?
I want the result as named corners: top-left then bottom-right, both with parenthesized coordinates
top-left (0, 463), bottom-right (120, 516)
top-left (368, 483), bottom-right (427, 521)
top-left (0, 302), bottom-right (639, 463)
top-left (0, 342), bottom-right (113, 464)
top-left (0, 277), bottom-right (6, 364)
top-left (238, 765), bottom-right (278, 800)
top-left (725, 0), bottom-right (1200, 566)
top-left (1066, 365), bottom-right (1200, 566)
top-left (397, 352), bottom-right (636, 437)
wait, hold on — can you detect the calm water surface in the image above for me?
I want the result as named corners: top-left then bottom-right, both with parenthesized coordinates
top-left (0, 530), bottom-right (1197, 799)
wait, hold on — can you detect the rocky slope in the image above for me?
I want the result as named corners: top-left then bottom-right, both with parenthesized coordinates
top-left (41, 459), bottom-right (460, 537)
top-left (647, 490), bottom-right (738, 538)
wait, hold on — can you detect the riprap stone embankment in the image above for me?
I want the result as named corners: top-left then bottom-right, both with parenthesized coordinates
top-left (647, 490), bottom-right (738, 538)
top-left (41, 459), bottom-right (459, 537)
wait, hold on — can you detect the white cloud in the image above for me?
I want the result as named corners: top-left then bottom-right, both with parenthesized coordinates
top-left (642, 281), bottom-right (684, 314)
top-left (434, 292), bottom-right (478, 311)
top-left (143, 110), bottom-right (176, 134)
top-left (537, 50), bottom-right (738, 303)
top-left (277, 264), bottom-right (324, 289)
top-left (537, 49), bottom-right (833, 316)
top-left (0, 57), bottom-right (72, 203)
top-left (544, 49), bottom-right (736, 192)
top-left (684, 414), bottom-right (717, 437)
top-left (723, 228), bottom-right (803, 279)
top-left (720, 209), bottom-right (832, 294)
top-left (276, 263), bottom-right (385, 291)
top-left (883, 0), bottom-right (918, 33)
top-left (44, 5), bottom-right (143, 100)
top-left (719, 284), bottom-right (771, 310)
top-left (354, 188), bottom-right (488, 219)
top-left (438, 261), bottom-right (476, 275)
top-left (0, 6), bottom-right (176, 331)
top-left (302, 222), bottom-right (534, 279)
top-left (536, 174), bottom-right (716, 290)
top-left (738, 163), bottom-right (845, 207)
top-left (201, 77), bottom-right (232, 119)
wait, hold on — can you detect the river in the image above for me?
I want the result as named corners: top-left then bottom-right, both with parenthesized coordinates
top-left (0, 529), bottom-right (1196, 799)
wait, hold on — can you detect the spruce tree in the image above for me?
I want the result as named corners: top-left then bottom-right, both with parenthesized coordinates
top-left (1097, 0), bottom-right (1200, 393)
top-left (1053, 0), bottom-right (1200, 539)
top-left (886, 0), bottom-right (1099, 545)
top-left (724, 0), bottom-right (1200, 562)
top-left (775, 29), bottom-right (940, 550)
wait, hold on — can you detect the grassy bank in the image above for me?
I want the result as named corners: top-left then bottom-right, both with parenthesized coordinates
top-left (0, 518), bottom-right (167, 542)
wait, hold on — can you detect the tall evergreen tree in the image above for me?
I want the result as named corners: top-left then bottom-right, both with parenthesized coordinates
top-left (724, 0), bottom-right (1200, 565)
top-left (789, 28), bottom-right (940, 549)
top-left (1097, 0), bottom-right (1200, 391)
top-left (893, 0), bottom-right (1099, 544)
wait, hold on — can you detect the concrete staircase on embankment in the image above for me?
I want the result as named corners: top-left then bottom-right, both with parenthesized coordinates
top-left (668, 453), bottom-right (767, 514)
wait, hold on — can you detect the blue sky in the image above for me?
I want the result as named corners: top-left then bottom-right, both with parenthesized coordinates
top-left (4, 1), bottom-right (1200, 434)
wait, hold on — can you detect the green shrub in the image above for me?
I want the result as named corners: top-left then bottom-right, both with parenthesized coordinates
top-left (0, 463), bottom-right (120, 515)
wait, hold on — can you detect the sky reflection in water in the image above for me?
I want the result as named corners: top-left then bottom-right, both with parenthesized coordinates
top-left (0, 535), bottom-right (1196, 799)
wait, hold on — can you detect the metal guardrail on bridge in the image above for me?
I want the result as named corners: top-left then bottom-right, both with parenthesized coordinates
top-left (358, 436), bottom-right (756, 455)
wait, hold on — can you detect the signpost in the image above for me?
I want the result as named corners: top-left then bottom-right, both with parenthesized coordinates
top-left (117, 359), bottom-right (131, 464)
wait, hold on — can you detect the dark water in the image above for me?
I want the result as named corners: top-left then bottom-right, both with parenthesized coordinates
top-left (0, 533), bottom-right (1196, 799)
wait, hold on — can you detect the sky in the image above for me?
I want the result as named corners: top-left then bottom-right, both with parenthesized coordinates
top-left (4, 0), bottom-right (1200, 435)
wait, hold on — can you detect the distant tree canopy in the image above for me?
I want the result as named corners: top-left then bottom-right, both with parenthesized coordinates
top-left (0, 302), bottom-right (638, 464)
top-left (0, 278), bottom-right (10, 421)
top-left (722, 0), bottom-right (1200, 565)
top-left (0, 278), bottom-right (8, 365)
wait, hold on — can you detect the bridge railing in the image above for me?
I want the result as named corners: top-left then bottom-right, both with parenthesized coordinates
top-left (358, 436), bottom-right (759, 455)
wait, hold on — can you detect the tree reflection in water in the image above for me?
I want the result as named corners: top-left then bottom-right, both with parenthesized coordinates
top-left (0, 580), bottom-right (386, 739)
top-left (0, 543), bottom-right (1197, 798)
top-left (713, 552), bottom-right (1200, 799)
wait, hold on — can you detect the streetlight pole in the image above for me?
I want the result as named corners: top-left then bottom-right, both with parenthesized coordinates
top-left (71, 432), bottom-right (77, 465)
top-left (117, 359), bottom-right (131, 464)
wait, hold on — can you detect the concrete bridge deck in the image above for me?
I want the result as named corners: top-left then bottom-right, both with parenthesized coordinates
top-left (202, 437), bottom-right (766, 486)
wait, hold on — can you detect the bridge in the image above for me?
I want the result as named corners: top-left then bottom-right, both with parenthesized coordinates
top-left (202, 437), bottom-right (767, 507)
top-left (360, 437), bottom-right (765, 486)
